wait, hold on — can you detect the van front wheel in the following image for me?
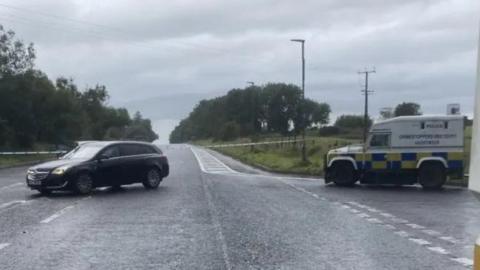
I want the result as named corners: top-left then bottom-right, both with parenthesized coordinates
top-left (418, 162), bottom-right (446, 189)
top-left (332, 162), bottom-right (357, 186)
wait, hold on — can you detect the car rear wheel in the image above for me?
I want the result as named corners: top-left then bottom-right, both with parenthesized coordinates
top-left (419, 162), bottom-right (446, 189)
top-left (73, 173), bottom-right (93, 195)
top-left (143, 167), bottom-right (162, 189)
top-left (332, 161), bottom-right (357, 186)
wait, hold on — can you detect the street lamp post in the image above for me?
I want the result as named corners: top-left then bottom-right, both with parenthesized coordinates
top-left (291, 39), bottom-right (307, 162)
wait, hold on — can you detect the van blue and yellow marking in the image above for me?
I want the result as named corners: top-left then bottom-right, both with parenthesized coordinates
top-left (328, 152), bottom-right (464, 171)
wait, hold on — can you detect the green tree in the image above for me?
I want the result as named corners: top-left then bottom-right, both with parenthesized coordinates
top-left (0, 25), bottom-right (35, 75)
top-left (334, 115), bottom-right (372, 129)
top-left (169, 82), bottom-right (331, 143)
top-left (123, 111), bottom-right (158, 142)
top-left (394, 102), bottom-right (422, 117)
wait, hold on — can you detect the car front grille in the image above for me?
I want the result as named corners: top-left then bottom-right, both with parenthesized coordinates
top-left (27, 171), bottom-right (49, 181)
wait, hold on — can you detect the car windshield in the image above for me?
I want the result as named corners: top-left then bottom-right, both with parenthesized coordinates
top-left (62, 144), bottom-right (103, 160)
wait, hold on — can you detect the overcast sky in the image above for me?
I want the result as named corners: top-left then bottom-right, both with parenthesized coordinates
top-left (1, 0), bottom-right (479, 122)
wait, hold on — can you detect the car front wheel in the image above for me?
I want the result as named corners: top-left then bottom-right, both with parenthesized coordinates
top-left (73, 173), bottom-right (93, 195)
top-left (143, 167), bottom-right (162, 189)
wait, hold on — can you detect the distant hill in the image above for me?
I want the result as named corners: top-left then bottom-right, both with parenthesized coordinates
top-left (121, 92), bottom-right (221, 121)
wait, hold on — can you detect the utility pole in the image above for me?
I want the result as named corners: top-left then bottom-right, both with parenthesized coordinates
top-left (291, 39), bottom-right (307, 162)
top-left (358, 68), bottom-right (376, 144)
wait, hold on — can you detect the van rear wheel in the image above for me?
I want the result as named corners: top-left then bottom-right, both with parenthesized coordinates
top-left (332, 162), bottom-right (357, 186)
top-left (419, 162), bottom-right (446, 189)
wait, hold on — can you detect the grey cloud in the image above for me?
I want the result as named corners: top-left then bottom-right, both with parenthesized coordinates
top-left (0, 0), bottom-right (477, 125)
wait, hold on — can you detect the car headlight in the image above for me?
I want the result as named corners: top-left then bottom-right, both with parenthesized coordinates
top-left (51, 165), bottom-right (70, 175)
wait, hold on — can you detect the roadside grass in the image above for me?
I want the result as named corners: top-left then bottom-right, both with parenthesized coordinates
top-left (0, 154), bottom-right (57, 168)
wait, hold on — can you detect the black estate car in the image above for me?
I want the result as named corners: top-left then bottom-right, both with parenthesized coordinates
top-left (26, 141), bottom-right (169, 195)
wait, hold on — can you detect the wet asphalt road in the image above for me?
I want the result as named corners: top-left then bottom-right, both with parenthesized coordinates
top-left (0, 144), bottom-right (479, 269)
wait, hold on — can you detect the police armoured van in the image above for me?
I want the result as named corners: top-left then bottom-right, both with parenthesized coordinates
top-left (324, 115), bottom-right (465, 189)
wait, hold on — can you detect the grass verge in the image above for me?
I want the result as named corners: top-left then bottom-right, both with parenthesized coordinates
top-left (0, 154), bottom-right (56, 168)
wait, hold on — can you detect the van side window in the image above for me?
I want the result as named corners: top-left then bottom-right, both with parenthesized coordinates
top-left (370, 134), bottom-right (390, 148)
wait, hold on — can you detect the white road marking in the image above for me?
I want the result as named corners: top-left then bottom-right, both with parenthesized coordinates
top-left (422, 229), bottom-right (441, 236)
top-left (0, 243), bottom-right (10, 250)
top-left (200, 174), bottom-right (232, 270)
top-left (379, 212), bottom-right (395, 218)
top-left (391, 217), bottom-right (409, 224)
top-left (394, 231), bottom-right (410, 238)
top-left (354, 203), bottom-right (369, 209)
top-left (427, 246), bottom-right (450, 255)
top-left (450, 257), bottom-right (473, 267)
top-left (406, 223), bottom-right (426, 230)
top-left (366, 218), bottom-right (383, 224)
top-left (0, 200), bottom-right (27, 211)
top-left (40, 205), bottom-right (75, 224)
top-left (0, 182), bottom-right (23, 191)
top-left (349, 209), bottom-right (360, 214)
top-left (383, 224), bottom-right (396, 230)
top-left (365, 207), bottom-right (379, 213)
top-left (408, 238), bottom-right (431, 246)
top-left (439, 236), bottom-right (459, 244)
top-left (341, 204), bottom-right (351, 210)
top-left (190, 147), bottom-right (238, 174)
top-left (357, 213), bottom-right (370, 218)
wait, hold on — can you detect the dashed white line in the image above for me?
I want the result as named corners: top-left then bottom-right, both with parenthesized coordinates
top-left (439, 236), bottom-right (459, 244)
top-left (349, 208), bottom-right (360, 214)
top-left (422, 229), bottom-right (441, 236)
top-left (391, 217), bottom-right (409, 224)
top-left (40, 205), bottom-right (75, 224)
top-left (379, 212), bottom-right (395, 218)
top-left (366, 218), bottom-right (383, 224)
top-left (406, 223), bottom-right (426, 230)
top-left (0, 182), bottom-right (23, 191)
top-left (383, 224), bottom-right (396, 230)
top-left (450, 257), bottom-right (473, 267)
top-left (0, 200), bottom-right (27, 211)
top-left (0, 243), bottom-right (10, 250)
top-left (394, 231), bottom-right (410, 238)
top-left (365, 207), bottom-right (379, 213)
top-left (357, 213), bottom-right (370, 218)
top-left (427, 246), bottom-right (450, 255)
top-left (408, 238), bottom-right (431, 246)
